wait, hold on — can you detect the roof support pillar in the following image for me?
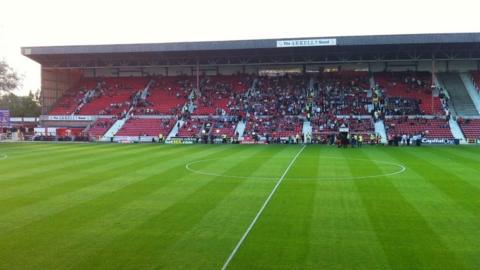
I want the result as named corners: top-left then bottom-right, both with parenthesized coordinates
top-left (431, 54), bottom-right (436, 115)
top-left (196, 58), bottom-right (200, 94)
top-left (431, 55), bottom-right (436, 87)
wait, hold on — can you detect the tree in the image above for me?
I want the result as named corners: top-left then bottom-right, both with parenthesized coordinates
top-left (0, 60), bottom-right (20, 93)
top-left (0, 91), bottom-right (41, 117)
top-left (0, 60), bottom-right (39, 116)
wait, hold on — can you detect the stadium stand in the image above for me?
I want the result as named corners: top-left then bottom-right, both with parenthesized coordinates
top-left (471, 71), bottom-right (480, 92)
top-left (437, 73), bottom-right (479, 116)
top-left (311, 115), bottom-right (374, 141)
top-left (245, 75), bottom-right (309, 116)
top-left (39, 71), bottom-right (478, 144)
top-left (79, 77), bottom-right (149, 116)
top-left (210, 118), bottom-right (238, 138)
top-left (21, 33), bottom-right (480, 144)
top-left (86, 118), bottom-right (116, 139)
top-left (383, 97), bottom-right (422, 115)
top-left (134, 76), bottom-right (190, 115)
top-left (44, 72), bottom-right (457, 143)
top-left (384, 117), bottom-right (454, 140)
top-left (175, 117), bottom-right (239, 138)
top-left (176, 118), bottom-right (206, 137)
top-left (116, 117), bottom-right (175, 137)
top-left (243, 116), bottom-right (303, 139)
top-left (193, 75), bottom-right (252, 115)
top-left (241, 72), bottom-right (369, 119)
top-left (310, 71), bottom-right (370, 116)
top-left (374, 72), bottom-right (443, 115)
top-left (48, 90), bottom-right (84, 115)
top-left (457, 118), bottom-right (480, 141)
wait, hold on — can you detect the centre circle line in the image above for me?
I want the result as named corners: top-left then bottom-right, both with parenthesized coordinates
top-left (185, 155), bottom-right (406, 181)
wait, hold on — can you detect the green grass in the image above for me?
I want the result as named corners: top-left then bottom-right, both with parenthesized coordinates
top-left (0, 143), bottom-right (479, 270)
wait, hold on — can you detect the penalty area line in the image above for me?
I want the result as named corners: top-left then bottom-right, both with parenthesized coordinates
top-left (220, 144), bottom-right (306, 270)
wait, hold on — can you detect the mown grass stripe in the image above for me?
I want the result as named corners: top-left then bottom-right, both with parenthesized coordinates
top-left (150, 146), bottom-right (298, 269)
top-left (75, 146), bottom-right (284, 270)
top-left (0, 147), bottom-right (240, 269)
top-left (0, 145), bottom-right (208, 213)
top-left (220, 145), bottom-right (306, 270)
top-left (0, 143), bottom-right (116, 167)
top-left (0, 144), bottom-right (479, 270)
top-left (307, 148), bottom-right (392, 270)
top-left (391, 148), bottom-right (480, 219)
top-left (347, 148), bottom-right (465, 270)
top-left (0, 145), bottom-right (222, 235)
top-left (421, 146), bottom-right (480, 185)
top-left (0, 144), bottom-right (128, 180)
top-left (0, 144), bottom-right (169, 191)
top-left (368, 147), bottom-right (480, 270)
top-left (225, 145), bottom-right (319, 269)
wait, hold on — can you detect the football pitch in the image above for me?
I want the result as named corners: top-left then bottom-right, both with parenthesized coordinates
top-left (0, 143), bottom-right (479, 270)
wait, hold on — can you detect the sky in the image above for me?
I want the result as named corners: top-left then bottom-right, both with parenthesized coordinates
top-left (1, 0), bottom-right (480, 96)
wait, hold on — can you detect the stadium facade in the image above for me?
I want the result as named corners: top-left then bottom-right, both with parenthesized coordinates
top-left (21, 33), bottom-right (480, 144)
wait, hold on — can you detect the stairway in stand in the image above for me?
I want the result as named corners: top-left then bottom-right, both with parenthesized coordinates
top-left (437, 73), bottom-right (479, 116)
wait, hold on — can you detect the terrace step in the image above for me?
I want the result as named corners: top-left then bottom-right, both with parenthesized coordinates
top-left (86, 118), bottom-right (115, 141)
top-left (374, 120), bottom-right (387, 144)
top-left (167, 120), bottom-right (184, 140)
top-left (235, 120), bottom-right (246, 139)
top-left (449, 119), bottom-right (467, 144)
top-left (369, 75), bottom-right (376, 90)
top-left (302, 121), bottom-right (312, 141)
top-left (101, 118), bottom-right (127, 141)
top-left (437, 73), bottom-right (479, 116)
top-left (459, 73), bottom-right (480, 114)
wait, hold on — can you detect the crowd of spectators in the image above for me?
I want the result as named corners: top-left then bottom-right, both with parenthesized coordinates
top-left (193, 75), bottom-right (252, 116)
top-left (132, 76), bottom-right (191, 116)
top-left (90, 118), bottom-right (115, 129)
top-left (243, 116), bottom-right (303, 141)
top-left (243, 74), bottom-right (309, 117)
top-left (308, 72), bottom-right (370, 118)
top-left (373, 71), bottom-right (447, 117)
top-left (385, 116), bottom-right (453, 143)
top-left (310, 114), bottom-right (375, 141)
top-left (383, 97), bottom-right (421, 115)
top-left (43, 71), bottom-right (467, 144)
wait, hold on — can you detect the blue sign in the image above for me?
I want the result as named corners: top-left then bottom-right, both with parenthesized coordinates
top-left (0, 110), bottom-right (11, 128)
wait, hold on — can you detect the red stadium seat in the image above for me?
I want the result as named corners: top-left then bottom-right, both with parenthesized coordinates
top-left (458, 119), bottom-right (480, 140)
top-left (384, 118), bottom-right (453, 140)
top-left (116, 118), bottom-right (175, 137)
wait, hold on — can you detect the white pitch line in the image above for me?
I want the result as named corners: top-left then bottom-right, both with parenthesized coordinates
top-left (186, 156), bottom-right (406, 181)
top-left (0, 153), bottom-right (7, 160)
top-left (220, 144), bottom-right (306, 270)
